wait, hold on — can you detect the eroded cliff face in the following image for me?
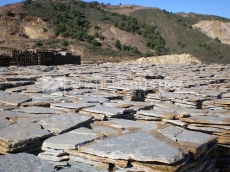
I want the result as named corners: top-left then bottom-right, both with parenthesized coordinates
top-left (193, 20), bottom-right (230, 45)
top-left (0, 13), bottom-right (55, 40)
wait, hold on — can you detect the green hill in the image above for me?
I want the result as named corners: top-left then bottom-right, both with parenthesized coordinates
top-left (12, 0), bottom-right (230, 63)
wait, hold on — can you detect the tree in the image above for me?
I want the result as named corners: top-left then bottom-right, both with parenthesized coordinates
top-left (115, 39), bottom-right (122, 50)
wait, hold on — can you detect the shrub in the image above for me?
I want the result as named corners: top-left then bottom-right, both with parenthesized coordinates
top-left (6, 10), bottom-right (13, 16)
top-left (35, 41), bottom-right (43, 47)
top-left (115, 39), bottom-right (122, 50)
top-left (43, 28), bottom-right (48, 32)
top-left (62, 40), bottom-right (69, 46)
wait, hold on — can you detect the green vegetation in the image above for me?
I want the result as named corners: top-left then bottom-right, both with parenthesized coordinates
top-left (20, 1), bottom-right (230, 63)
top-left (43, 28), bottom-right (48, 32)
top-left (131, 8), bottom-right (230, 63)
top-left (35, 40), bottom-right (43, 47)
top-left (61, 40), bottom-right (69, 46)
top-left (22, 1), bottom-right (167, 56)
top-left (6, 10), bottom-right (14, 16)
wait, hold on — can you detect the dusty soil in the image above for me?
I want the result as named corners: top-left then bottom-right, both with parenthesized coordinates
top-left (121, 54), bottom-right (202, 64)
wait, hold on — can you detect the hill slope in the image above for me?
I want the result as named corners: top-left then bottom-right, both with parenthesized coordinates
top-left (0, 1), bottom-right (230, 63)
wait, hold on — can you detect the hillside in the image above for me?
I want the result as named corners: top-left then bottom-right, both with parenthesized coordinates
top-left (129, 8), bottom-right (230, 63)
top-left (0, 1), bottom-right (230, 63)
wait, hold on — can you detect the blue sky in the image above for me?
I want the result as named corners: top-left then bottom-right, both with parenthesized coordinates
top-left (1, 0), bottom-right (230, 19)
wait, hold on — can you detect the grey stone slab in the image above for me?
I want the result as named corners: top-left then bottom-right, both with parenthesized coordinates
top-left (79, 97), bottom-right (109, 103)
top-left (79, 131), bottom-right (186, 164)
top-left (0, 153), bottom-right (54, 172)
top-left (136, 110), bottom-right (176, 119)
top-left (13, 106), bottom-right (66, 114)
top-left (158, 125), bottom-right (218, 158)
top-left (0, 118), bottom-right (11, 129)
top-left (0, 123), bottom-right (51, 149)
top-left (38, 152), bottom-right (69, 162)
top-left (1, 75), bottom-right (40, 81)
top-left (68, 161), bottom-right (108, 172)
top-left (47, 160), bottom-right (68, 166)
top-left (50, 103), bottom-right (95, 111)
top-left (90, 122), bottom-right (123, 137)
top-left (103, 119), bottom-right (158, 132)
top-left (0, 111), bottom-right (56, 124)
top-left (43, 151), bottom-right (68, 157)
top-left (39, 114), bottom-right (92, 134)
top-left (81, 105), bottom-right (135, 118)
top-left (42, 128), bottom-right (99, 150)
top-left (162, 119), bottom-right (188, 128)
top-left (180, 115), bottom-right (230, 125)
top-left (0, 92), bottom-right (32, 106)
top-left (222, 93), bottom-right (230, 98)
top-left (69, 155), bottom-right (109, 170)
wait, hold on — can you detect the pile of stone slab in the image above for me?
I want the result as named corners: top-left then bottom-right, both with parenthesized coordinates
top-left (60, 120), bottom-right (218, 172)
top-left (0, 122), bottom-right (51, 154)
top-left (0, 63), bottom-right (229, 172)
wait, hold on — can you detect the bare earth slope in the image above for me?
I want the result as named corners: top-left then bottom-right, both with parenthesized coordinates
top-left (193, 20), bottom-right (230, 45)
top-left (98, 24), bottom-right (151, 54)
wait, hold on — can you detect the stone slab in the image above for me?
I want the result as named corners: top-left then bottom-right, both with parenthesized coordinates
top-left (42, 128), bottom-right (99, 150)
top-left (79, 131), bottom-right (186, 164)
top-left (39, 114), bottom-right (92, 134)
top-left (0, 153), bottom-right (54, 172)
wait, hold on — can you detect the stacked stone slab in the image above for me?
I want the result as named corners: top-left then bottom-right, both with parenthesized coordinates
top-left (0, 63), bottom-right (230, 171)
top-left (38, 128), bottom-right (101, 167)
top-left (0, 123), bottom-right (51, 154)
top-left (62, 120), bottom-right (218, 172)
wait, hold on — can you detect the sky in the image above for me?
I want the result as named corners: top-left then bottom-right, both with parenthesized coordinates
top-left (1, 0), bottom-right (230, 19)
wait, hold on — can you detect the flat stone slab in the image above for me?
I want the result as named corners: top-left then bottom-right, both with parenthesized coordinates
top-left (0, 123), bottom-right (51, 149)
top-left (136, 110), bottom-right (176, 119)
top-left (81, 105), bottom-right (135, 118)
top-left (79, 97), bottom-right (109, 103)
top-left (0, 153), bottom-right (54, 172)
top-left (0, 118), bottom-right (12, 129)
top-left (180, 115), bottom-right (230, 125)
top-left (102, 119), bottom-right (158, 132)
top-left (68, 161), bottom-right (108, 172)
top-left (13, 106), bottom-right (66, 114)
top-left (50, 103), bottom-right (95, 111)
top-left (0, 111), bottom-right (56, 124)
top-left (79, 131), bottom-right (186, 164)
top-left (39, 114), bottom-right (92, 134)
top-left (42, 128), bottom-right (99, 150)
top-left (0, 92), bottom-right (32, 106)
top-left (222, 93), bottom-right (230, 98)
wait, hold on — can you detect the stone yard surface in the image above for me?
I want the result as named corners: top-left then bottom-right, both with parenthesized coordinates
top-left (0, 63), bottom-right (229, 171)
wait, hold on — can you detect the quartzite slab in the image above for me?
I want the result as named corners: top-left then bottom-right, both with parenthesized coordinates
top-left (12, 106), bottom-right (66, 114)
top-left (81, 105), bottom-right (135, 118)
top-left (79, 131), bottom-right (186, 164)
top-left (0, 123), bottom-right (51, 149)
top-left (0, 153), bottom-right (54, 172)
top-left (50, 103), bottom-right (95, 112)
top-left (39, 114), bottom-right (92, 134)
top-left (42, 128), bottom-right (99, 150)
top-left (0, 92), bottom-right (32, 106)
top-left (180, 115), bottom-right (230, 125)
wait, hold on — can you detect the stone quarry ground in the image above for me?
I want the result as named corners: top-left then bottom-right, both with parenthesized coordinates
top-left (0, 62), bottom-right (230, 172)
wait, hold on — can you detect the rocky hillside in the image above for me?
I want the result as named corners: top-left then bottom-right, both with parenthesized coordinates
top-left (193, 20), bottom-right (230, 45)
top-left (0, 1), bottom-right (230, 63)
